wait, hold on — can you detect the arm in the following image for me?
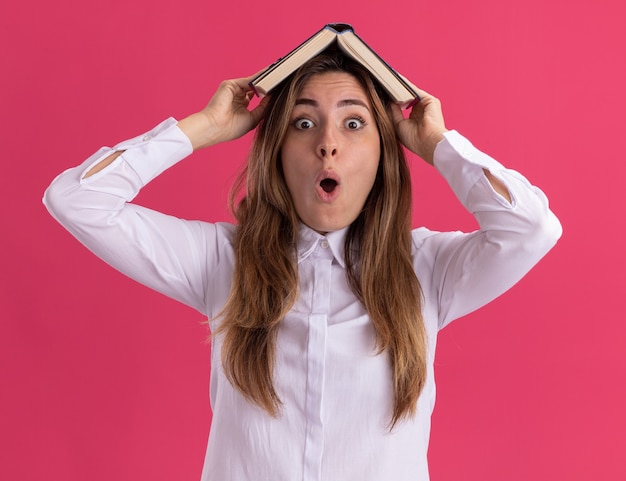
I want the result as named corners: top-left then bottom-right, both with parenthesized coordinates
top-left (391, 88), bottom-right (562, 327)
top-left (426, 131), bottom-right (562, 327)
top-left (391, 87), bottom-right (511, 202)
top-left (43, 76), bottom-right (268, 312)
top-left (83, 75), bottom-right (269, 178)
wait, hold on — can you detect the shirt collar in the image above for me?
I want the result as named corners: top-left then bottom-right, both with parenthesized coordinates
top-left (296, 224), bottom-right (348, 268)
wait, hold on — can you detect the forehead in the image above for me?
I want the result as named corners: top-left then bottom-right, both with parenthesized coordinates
top-left (296, 72), bottom-right (371, 105)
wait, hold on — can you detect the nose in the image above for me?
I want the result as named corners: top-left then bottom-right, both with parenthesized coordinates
top-left (317, 125), bottom-right (338, 158)
top-left (319, 145), bottom-right (337, 157)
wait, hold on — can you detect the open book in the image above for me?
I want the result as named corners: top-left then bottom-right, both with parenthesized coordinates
top-left (250, 23), bottom-right (419, 108)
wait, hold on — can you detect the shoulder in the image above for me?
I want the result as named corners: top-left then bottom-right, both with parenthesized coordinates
top-left (411, 226), bottom-right (466, 252)
top-left (410, 226), bottom-right (470, 277)
top-left (207, 221), bottom-right (237, 251)
top-left (215, 221), bottom-right (237, 237)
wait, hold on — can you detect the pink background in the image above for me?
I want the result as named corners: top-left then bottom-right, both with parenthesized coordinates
top-left (2, 0), bottom-right (625, 479)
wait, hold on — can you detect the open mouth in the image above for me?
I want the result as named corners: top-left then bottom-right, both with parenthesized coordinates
top-left (320, 178), bottom-right (338, 193)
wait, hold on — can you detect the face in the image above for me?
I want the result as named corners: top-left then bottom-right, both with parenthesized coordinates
top-left (281, 72), bottom-right (381, 234)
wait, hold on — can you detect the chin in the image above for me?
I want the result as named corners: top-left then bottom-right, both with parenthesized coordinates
top-left (307, 220), bottom-right (351, 235)
top-left (301, 209), bottom-right (358, 235)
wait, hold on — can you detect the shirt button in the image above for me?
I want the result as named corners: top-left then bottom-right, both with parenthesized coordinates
top-left (143, 134), bottom-right (153, 141)
top-left (320, 240), bottom-right (329, 249)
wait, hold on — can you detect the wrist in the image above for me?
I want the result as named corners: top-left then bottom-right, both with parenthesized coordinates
top-left (177, 112), bottom-right (221, 151)
top-left (421, 130), bottom-right (448, 165)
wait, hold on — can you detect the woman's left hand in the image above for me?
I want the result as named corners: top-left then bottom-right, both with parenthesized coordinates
top-left (390, 87), bottom-right (448, 165)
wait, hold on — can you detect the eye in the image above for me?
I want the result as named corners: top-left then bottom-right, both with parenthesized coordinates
top-left (293, 118), bottom-right (315, 130)
top-left (345, 116), bottom-right (366, 130)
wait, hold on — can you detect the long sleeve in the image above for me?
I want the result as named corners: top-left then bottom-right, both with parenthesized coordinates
top-left (43, 118), bottom-right (227, 314)
top-left (413, 130), bottom-right (563, 329)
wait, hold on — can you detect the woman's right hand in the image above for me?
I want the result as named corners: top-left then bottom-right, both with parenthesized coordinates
top-left (178, 73), bottom-right (270, 151)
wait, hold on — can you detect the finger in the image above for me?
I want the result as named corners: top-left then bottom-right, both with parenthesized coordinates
top-left (389, 102), bottom-right (406, 126)
top-left (397, 73), bottom-right (433, 100)
top-left (226, 67), bottom-right (273, 102)
top-left (249, 94), bottom-right (271, 125)
top-left (412, 86), bottom-right (434, 99)
top-left (395, 73), bottom-right (439, 103)
top-left (229, 65), bottom-right (276, 91)
top-left (246, 65), bottom-right (273, 81)
top-left (231, 69), bottom-right (268, 88)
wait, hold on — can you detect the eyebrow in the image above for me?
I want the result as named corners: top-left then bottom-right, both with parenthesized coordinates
top-left (295, 98), bottom-right (371, 110)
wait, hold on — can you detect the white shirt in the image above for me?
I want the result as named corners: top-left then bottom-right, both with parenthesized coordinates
top-left (43, 118), bottom-right (562, 481)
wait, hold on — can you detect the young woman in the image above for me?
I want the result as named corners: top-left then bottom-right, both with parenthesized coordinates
top-left (44, 49), bottom-right (562, 480)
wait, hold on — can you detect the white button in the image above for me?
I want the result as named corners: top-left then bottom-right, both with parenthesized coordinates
top-left (320, 240), bottom-right (329, 249)
top-left (143, 134), bottom-right (153, 141)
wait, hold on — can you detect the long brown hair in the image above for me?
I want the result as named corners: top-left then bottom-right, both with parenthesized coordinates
top-left (216, 48), bottom-right (427, 428)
